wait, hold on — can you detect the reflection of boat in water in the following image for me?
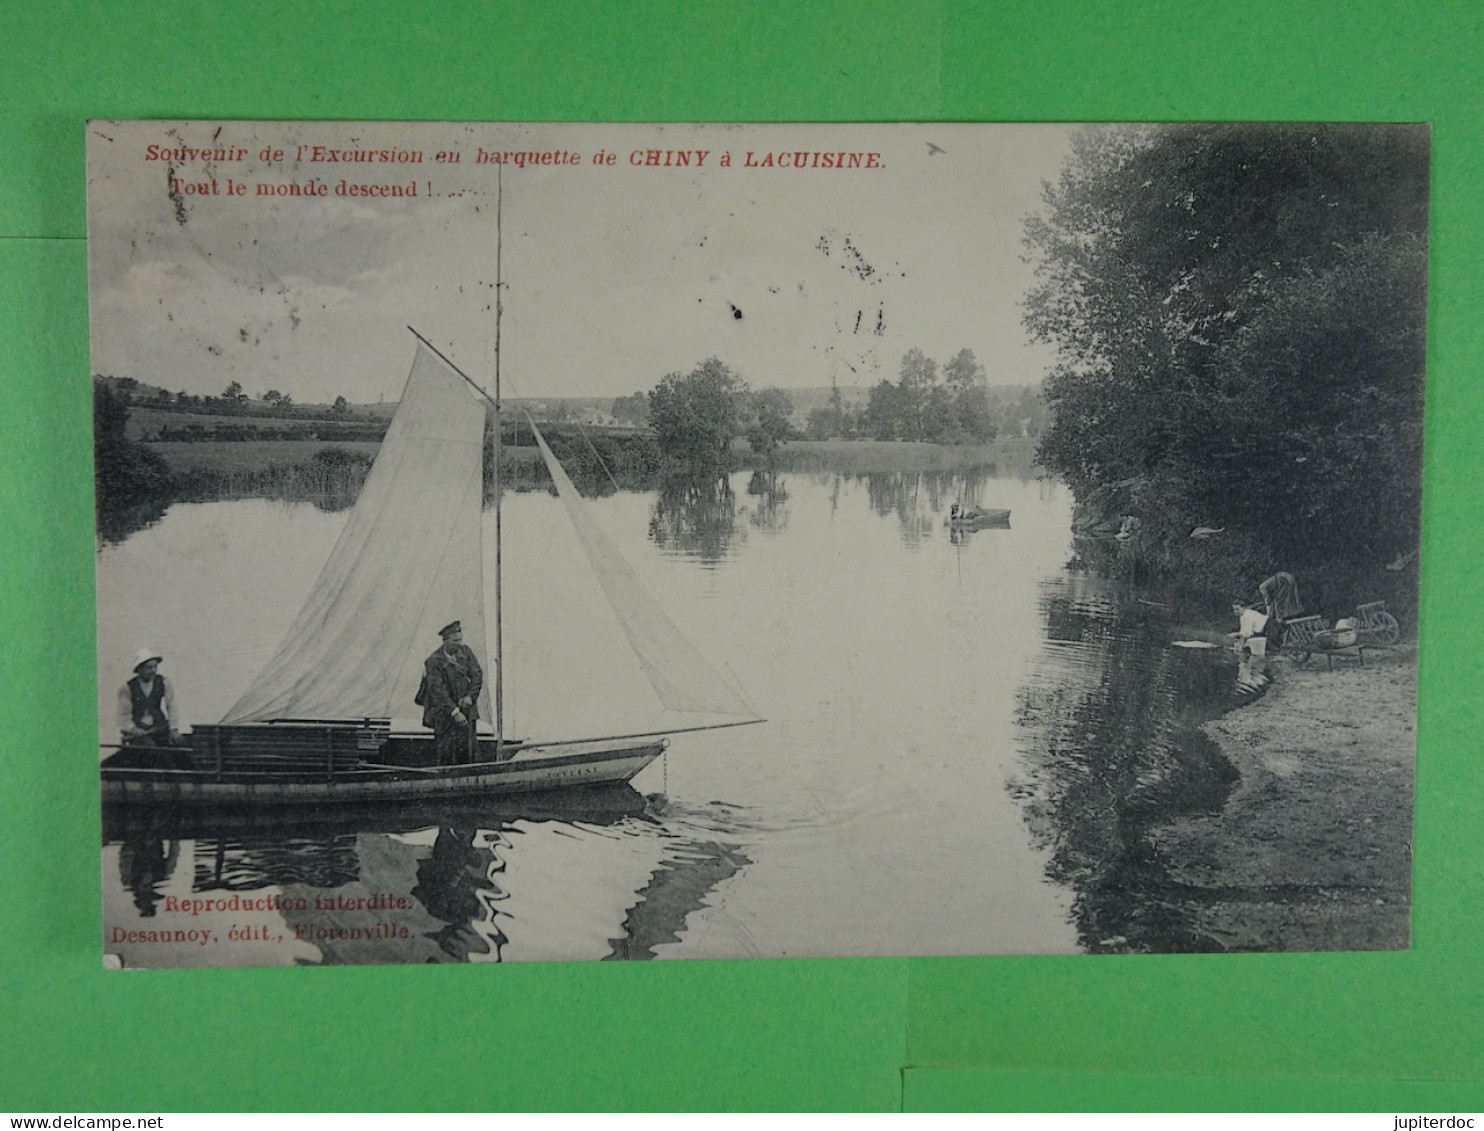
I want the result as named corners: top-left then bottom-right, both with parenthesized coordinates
top-left (947, 505), bottom-right (1011, 530)
top-left (104, 784), bottom-right (750, 964)
top-left (103, 200), bottom-right (762, 809)
top-left (103, 783), bottom-right (652, 843)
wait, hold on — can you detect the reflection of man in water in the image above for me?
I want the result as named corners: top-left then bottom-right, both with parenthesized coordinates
top-left (418, 621), bottom-right (483, 765)
top-left (118, 828), bottom-right (180, 917)
top-left (117, 648), bottom-right (179, 747)
top-left (412, 826), bottom-right (490, 959)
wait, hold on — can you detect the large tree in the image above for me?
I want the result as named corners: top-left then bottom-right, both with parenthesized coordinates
top-left (897, 348), bottom-right (937, 440)
top-left (862, 378), bottom-right (906, 440)
top-left (1024, 123), bottom-right (1428, 592)
top-left (861, 349), bottom-right (997, 443)
top-left (746, 387), bottom-right (795, 457)
top-left (611, 390), bottom-right (650, 426)
top-left (647, 358), bottom-right (750, 470)
top-left (942, 347), bottom-right (984, 393)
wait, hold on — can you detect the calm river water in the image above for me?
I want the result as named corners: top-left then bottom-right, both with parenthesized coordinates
top-left (98, 465), bottom-right (1255, 966)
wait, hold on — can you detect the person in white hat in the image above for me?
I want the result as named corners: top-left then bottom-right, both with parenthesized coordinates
top-left (116, 647), bottom-right (179, 746)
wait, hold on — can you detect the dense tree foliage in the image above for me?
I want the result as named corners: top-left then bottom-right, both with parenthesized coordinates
top-left (746, 388), bottom-right (795, 456)
top-left (1024, 123), bottom-right (1428, 605)
top-left (610, 390), bottom-right (650, 427)
top-left (94, 379), bottom-right (174, 537)
top-left (647, 358), bottom-right (750, 470)
top-left (861, 348), bottom-right (997, 443)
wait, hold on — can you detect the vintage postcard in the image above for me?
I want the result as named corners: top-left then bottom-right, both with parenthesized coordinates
top-left (89, 120), bottom-right (1427, 966)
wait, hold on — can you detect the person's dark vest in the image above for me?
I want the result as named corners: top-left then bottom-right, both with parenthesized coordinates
top-left (128, 675), bottom-right (168, 731)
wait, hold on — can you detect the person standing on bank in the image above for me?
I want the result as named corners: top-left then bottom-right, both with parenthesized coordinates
top-left (418, 621), bottom-right (484, 765)
top-left (117, 648), bottom-right (179, 747)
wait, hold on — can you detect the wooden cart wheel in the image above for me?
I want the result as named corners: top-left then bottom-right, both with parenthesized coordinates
top-left (1377, 611), bottom-right (1400, 645)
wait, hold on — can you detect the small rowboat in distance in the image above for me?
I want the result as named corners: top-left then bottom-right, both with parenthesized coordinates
top-left (947, 507), bottom-right (1011, 529)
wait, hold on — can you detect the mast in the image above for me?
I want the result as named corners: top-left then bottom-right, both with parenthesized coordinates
top-left (492, 163), bottom-right (505, 753)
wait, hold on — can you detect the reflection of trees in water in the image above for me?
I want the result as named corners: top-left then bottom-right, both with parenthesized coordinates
top-left (861, 468), bottom-right (994, 542)
top-left (937, 468), bottom-right (993, 515)
top-left (864, 472), bottom-right (930, 543)
top-left (97, 496), bottom-right (172, 546)
top-left (1011, 578), bottom-right (1240, 953)
top-left (743, 470), bottom-right (790, 533)
top-left (648, 471), bottom-right (740, 562)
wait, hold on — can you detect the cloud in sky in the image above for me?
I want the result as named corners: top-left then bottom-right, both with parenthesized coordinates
top-left (88, 121), bottom-right (1072, 403)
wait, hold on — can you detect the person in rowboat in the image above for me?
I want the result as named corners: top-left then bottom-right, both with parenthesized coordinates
top-left (418, 621), bottom-right (484, 766)
top-left (950, 503), bottom-right (984, 523)
top-left (117, 647), bottom-right (180, 747)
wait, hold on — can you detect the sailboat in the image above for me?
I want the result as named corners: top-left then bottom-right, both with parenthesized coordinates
top-left (102, 243), bottom-right (763, 808)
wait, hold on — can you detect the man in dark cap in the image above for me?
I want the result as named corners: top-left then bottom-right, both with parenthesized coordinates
top-left (418, 621), bottom-right (484, 765)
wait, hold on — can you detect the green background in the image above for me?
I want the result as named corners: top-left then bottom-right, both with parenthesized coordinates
top-left (2, 0), bottom-right (1480, 1112)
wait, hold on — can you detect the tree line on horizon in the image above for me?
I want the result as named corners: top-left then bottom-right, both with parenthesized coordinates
top-left (94, 375), bottom-right (367, 420)
top-left (608, 347), bottom-right (1047, 471)
top-left (858, 348), bottom-right (996, 443)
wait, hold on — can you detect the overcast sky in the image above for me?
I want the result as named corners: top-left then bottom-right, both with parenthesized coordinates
top-left (87, 121), bottom-right (1072, 404)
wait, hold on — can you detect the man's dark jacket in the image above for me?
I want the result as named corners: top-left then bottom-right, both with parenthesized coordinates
top-left (418, 644), bottom-right (484, 731)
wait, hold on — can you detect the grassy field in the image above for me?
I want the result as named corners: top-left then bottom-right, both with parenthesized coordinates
top-left (741, 438), bottom-right (1039, 473)
top-left (150, 440), bottom-right (385, 473)
top-left (125, 406), bottom-right (376, 439)
top-left (147, 435), bottom-right (1039, 477)
top-left (150, 439), bottom-right (550, 476)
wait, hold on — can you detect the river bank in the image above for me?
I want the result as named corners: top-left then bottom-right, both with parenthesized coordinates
top-left (1149, 648), bottom-right (1417, 951)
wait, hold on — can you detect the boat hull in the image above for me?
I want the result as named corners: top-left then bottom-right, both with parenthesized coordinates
top-left (947, 509), bottom-right (1011, 529)
top-left (101, 736), bottom-right (666, 807)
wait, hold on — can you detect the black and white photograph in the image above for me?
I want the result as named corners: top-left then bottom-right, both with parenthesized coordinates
top-left (89, 120), bottom-right (1427, 966)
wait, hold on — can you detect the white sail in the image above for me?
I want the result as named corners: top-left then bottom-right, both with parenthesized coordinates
top-left (529, 422), bottom-right (760, 721)
top-left (222, 345), bottom-right (493, 724)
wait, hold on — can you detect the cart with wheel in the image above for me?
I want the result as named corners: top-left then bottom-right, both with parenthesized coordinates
top-left (1305, 601), bottom-right (1402, 667)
